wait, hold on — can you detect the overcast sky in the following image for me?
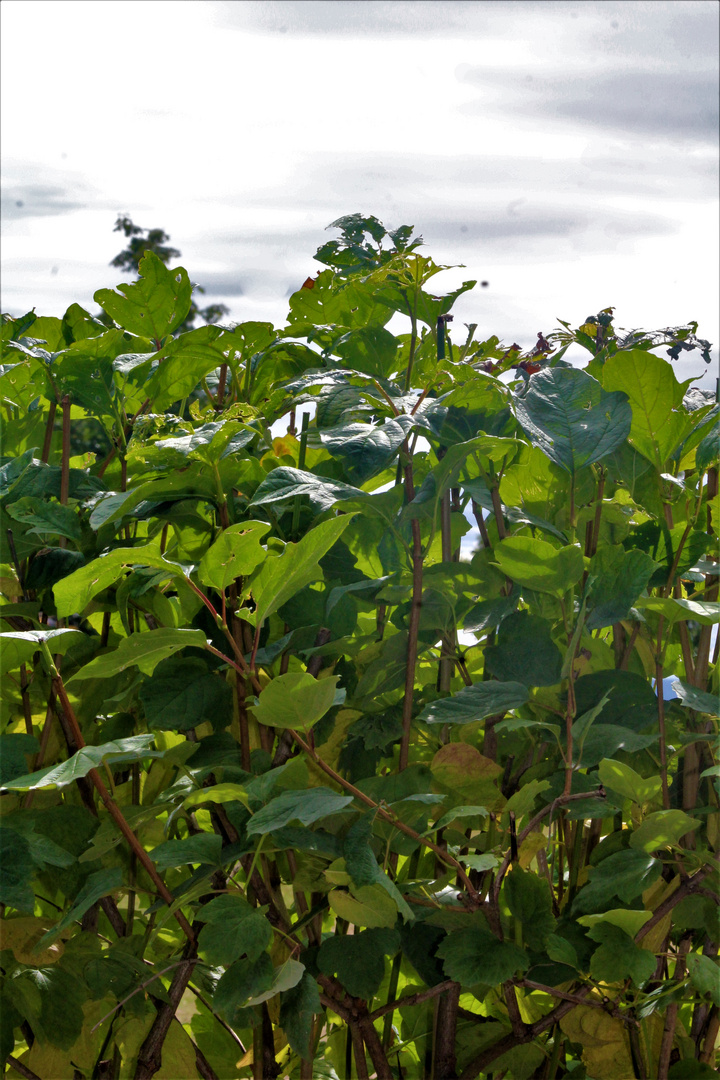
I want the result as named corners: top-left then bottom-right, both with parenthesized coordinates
top-left (2, 0), bottom-right (718, 382)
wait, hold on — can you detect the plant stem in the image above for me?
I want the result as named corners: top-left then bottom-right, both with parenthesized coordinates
top-left (40, 647), bottom-right (195, 945)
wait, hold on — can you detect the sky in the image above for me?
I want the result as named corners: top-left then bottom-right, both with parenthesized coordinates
top-left (1, 0), bottom-right (719, 385)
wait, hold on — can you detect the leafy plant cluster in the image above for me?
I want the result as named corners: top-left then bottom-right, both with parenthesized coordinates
top-left (0, 213), bottom-right (718, 1080)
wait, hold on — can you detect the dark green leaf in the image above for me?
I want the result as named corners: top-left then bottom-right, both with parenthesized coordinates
top-left (587, 923), bottom-right (657, 986)
top-left (484, 612), bottom-right (563, 687)
top-left (140, 656), bottom-right (232, 731)
top-left (419, 681), bottom-right (528, 726)
top-left (437, 920), bottom-right (528, 986)
top-left (504, 868), bottom-right (555, 948)
top-left (515, 367), bottom-right (631, 475)
top-left (317, 928), bottom-right (399, 999)
top-left (197, 895), bottom-right (272, 965)
top-left (247, 788), bottom-right (354, 836)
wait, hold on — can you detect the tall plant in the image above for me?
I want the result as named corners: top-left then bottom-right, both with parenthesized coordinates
top-left (0, 215), bottom-right (718, 1080)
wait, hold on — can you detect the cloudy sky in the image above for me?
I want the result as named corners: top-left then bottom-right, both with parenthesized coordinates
top-left (2, 0), bottom-right (718, 381)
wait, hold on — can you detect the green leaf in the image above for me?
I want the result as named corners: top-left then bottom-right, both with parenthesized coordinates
top-left (493, 536), bottom-right (584, 597)
top-left (0, 826), bottom-right (36, 911)
top-left (430, 743), bottom-right (504, 811)
top-left (629, 810), bottom-right (700, 852)
top-left (316, 416), bottom-right (414, 485)
top-left (668, 1062), bottom-right (719, 1079)
top-left (197, 894), bottom-right (272, 965)
top-left (437, 920), bottom-right (528, 986)
top-left (197, 520), bottom-right (271, 591)
top-left (279, 972), bottom-right (321, 1060)
top-left (586, 546), bottom-right (657, 630)
top-left (0, 735), bottom-right (161, 792)
top-left (6, 496), bottom-right (84, 542)
top-left (587, 923), bottom-right (656, 986)
top-left (139, 656), bottom-right (232, 731)
top-left (545, 933), bottom-right (579, 969)
top-left (0, 734), bottom-right (39, 785)
top-left (249, 466), bottom-right (365, 515)
top-left (27, 964), bottom-right (88, 1049)
top-left (686, 953), bottom-right (720, 1005)
top-left (342, 812), bottom-right (413, 922)
top-left (246, 959), bottom-right (305, 1006)
top-left (69, 627), bottom-right (208, 680)
top-left (695, 416), bottom-right (719, 471)
top-left (597, 759), bottom-right (662, 805)
top-left (250, 672), bottom-right (342, 733)
top-left (636, 595), bottom-right (720, 625)
top-left (317, 928), bottom-right (399, 999)
top-left (0, 629), bottom-right (83, 675)
top-left (182, 783), bottom-right (250, 810)
top-left (214, 954), bottom-right (274, 1021)
top-left (38, 868), bottom-right (123, 946)
top-left (94, 250), bottom-right (192, 338)
top-left (149, 833), bottom-right (223, 871)
top-left (245, 515), bottom-right (351, 628)
top-left (671, 680), bottom-right (720, 715)
top-left (419, 681), bottom-right (528, 725)
top-left (484, 612), bottom-right (563, 688)
top-left (603, 350), bottom-right (691, 469)
top-left (574, 849), bottom-right (662, 913)
top-left (54, 543), bottom-right (189, 617)
top-left (577, 909), bottom-right (652, 937)
top-left (328, 885), bottom-right (398, 928)
top-left (515, 367), bottom-right (631, 475)
top-left (247, 787), bottom-right (354, 836)
top-left (504, 867), bottom-right (556, 948)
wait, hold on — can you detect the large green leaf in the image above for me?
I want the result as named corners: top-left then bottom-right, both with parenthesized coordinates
top-left (484, 612), bottom-right (563, 688)
top-left (419, 681), bottom-right (528, 725)
top-left (586, 546), bottom-right (657, 629)
top-left (437, 919), bottom-right (528, 986)
top-left (279, 972), bottom-right (322, 1060)
top-left (0, 629), bottom-right (83, 674)
top-left (493, 536), bottom-right (584, 596)
top-left (139, 656), bottom-right (232, 731)
top-left (504, 868), bottom-right (556, 948)
top-left (573, 849), bottom-right (662, 912)
top-left (250, 672), bottom-right (342, 733)
top-left (243, 515), bottom-right (351, 628)
top-left (149, 833), bottom-right (223, 870)
top-left (603, 350), bottom-right (691, 470)
top-left (249, 467), bottom-right (365, 515)
top-left (214, 954), bottom-right (274, 1021)
top-left (629, 810), bottom-right (700, 853)
top-left (198, 520), bottom-right (271, 592)
top-left (69, 627), bottom-right (208, 680)
top-left (0, 735), bottom-right (162, 792)
top-left (197, 894), bottom-right (272, 966)
top-left (597, 759), bottom-right (662, 805)
top-left (316, 928), bottom-right (399, 999)
top-left (587, 923), bottom-right (656, 986)
top-left (94, 251), bottom-right (192, 339)
top-left (515, 367), bottom-right (631, 475)
top-left (247, 788), bottom-right (354, 836)
top-left (38, 868), bottom-right (123, 946)
top-left (316, 416), bottom-right (414, 484)
top-left (6, 497), bottom-right (84, 543)
top-left (53, 543), bottom-right (189, 617)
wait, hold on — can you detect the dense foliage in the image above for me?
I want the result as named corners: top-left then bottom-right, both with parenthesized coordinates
top-left (0, 214), bottom-right (718, 1080)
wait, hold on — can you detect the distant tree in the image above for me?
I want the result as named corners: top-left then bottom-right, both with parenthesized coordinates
top-left (99, 215), bottom-right (230, 333)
